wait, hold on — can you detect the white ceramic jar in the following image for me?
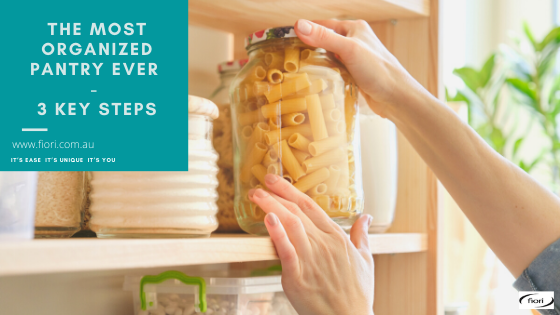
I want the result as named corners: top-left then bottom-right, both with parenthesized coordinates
top-left (89, 96), bottom-right (220, 238)
top-left (359, 96), bottom-right (398, 233)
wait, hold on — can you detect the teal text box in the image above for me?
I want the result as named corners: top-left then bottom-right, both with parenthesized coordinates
top-left (0, 0), bottom-right (189, 171)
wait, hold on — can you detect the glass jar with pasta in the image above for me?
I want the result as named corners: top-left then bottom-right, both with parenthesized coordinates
top-left (230, 26), bottom-right (364, 235)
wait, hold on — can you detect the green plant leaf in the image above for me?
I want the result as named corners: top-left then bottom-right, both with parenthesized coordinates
top-left (538, 26), bottom-right (560, 51)
top-left (538, 49), bottom-right (560, 77)
top-left (506, 78), bottom-right (537, 103)
top-left (548, 76), bottom-right (560, 105)
top-left (521, 152), bottom-right (545, 173)
top-left (523, 21), bottom-right (539, 51)
top-left (528, 156), bottom-right (542, 171)
top-left (447, 89), bottom-right (470, 103)
top-left (490, 127), bottom-right (506, 155)
top-left (513, 138), bottom-right (524, 157)
top-left (480, 54), bottom-right (496, 87)
top-left (453, 67), bottom-right (481, 92)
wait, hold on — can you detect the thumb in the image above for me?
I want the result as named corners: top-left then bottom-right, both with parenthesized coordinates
top-left (294, 19), bottom-right (355, 59)
top-left (350, 214), bottom-right (372, 252)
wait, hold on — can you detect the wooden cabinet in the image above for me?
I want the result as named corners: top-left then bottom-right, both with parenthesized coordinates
top-left (0, 1), bottom-right (442, 314)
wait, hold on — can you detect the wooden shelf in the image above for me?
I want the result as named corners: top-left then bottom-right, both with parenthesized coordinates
top-left (189, 0), bottom-right (430, 34)
top-left (0, 233), bottom-right (426, 277)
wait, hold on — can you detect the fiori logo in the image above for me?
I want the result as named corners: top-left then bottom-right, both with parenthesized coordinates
top-left (519, 291), bottom-right (555, 309)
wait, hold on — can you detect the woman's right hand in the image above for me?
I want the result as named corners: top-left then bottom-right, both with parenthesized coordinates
top-left (294, 19), bottom-right (431, 119)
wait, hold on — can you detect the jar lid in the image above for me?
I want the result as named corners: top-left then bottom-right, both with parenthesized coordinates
top-left (245, 26), bottom-right (297, 49)
top-left (217, 59), bottom-right (248, 73)
top-left (188, 95), bottom-right (219, 120)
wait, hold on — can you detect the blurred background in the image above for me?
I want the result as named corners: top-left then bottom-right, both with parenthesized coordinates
top-left (189, 1), bottom-right (560, 314)
top-left (444, 1), bottom-right (558, 315)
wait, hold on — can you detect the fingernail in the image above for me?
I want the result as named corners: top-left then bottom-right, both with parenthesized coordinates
top-left (248, 189), bottom-right (255, 198)
top-left (266, 213), bottom-right (279, 226)
top-left (367, 215), bottom-right (373, 227)
top-left (297, 19), bottom-right (312, 35)
top-left (265, 174), bottom-right (279, 185)
top-left (255, 189), bottom-right (269, 198)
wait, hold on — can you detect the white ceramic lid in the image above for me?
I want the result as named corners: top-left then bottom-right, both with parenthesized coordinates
top-left (188, 95), bottom-right (219, 120)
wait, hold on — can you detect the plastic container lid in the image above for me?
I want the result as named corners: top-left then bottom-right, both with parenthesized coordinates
top-left (188, 95), bottom-right (219, 120)
top-left (124, 274), bottom-right (283, 295)
top-left (218, 59), bottom-right (248, 73)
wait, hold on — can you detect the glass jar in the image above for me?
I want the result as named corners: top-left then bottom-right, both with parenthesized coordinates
top-left (230, 26), bottom-right (364, 235)
top-left (359, 97), bottom-right (398, 233)
top-left (0, 172), bottom-right (38, 240)
top-left (89, 96), bottom-right (220, 238)
top-left (34, 171), bottom-right (85, 238)
top-left (211, 60), bottom-right (248, 233)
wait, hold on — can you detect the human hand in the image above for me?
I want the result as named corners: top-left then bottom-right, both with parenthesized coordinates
top-left (248, 174), bottom-right (374, 315)
top-left (294, 18), bottom-right (430, 119)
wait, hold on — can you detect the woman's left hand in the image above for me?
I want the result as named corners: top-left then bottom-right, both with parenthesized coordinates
top-left (248, 174), bottom-right (374, 315)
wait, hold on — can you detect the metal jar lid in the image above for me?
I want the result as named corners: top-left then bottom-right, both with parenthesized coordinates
top-left (245, 26), bottom-right (296, 49)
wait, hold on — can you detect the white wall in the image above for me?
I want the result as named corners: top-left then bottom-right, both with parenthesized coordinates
top-left (461, 0), bottom-right (553, 70)
top-left (496, 0), bottom-right (554, 46)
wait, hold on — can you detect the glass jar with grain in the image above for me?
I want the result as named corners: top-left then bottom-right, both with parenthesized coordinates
top-left (34, 171), bottom-right (86, 238)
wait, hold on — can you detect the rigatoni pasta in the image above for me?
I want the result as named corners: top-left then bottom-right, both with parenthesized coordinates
top-left (308, 183), bottom-right (327, 196)
top-left (306, 94), bottom-right (329, 141)
top-left (251, 164), bottom-right (268, 186)
top-left (237, 109), bottom-right (261, 126)
top-left (267, 162), bottom-right (281, 175)
top-left (262, 150), bottom-right (278, 167)
top-left (261, 97), bottom-right (306, 119)
top-left (284, 47), bottom-right (300, 73)
top-left (281, 113), bottom-right (306, 126)
top-left (280, 140), bottom-right (306, 181)
top-left (291, 149), bottom-right (310, 164)
top-left (231, 27), bottom-right (363, 235)
top-left (267, 69), bottom-right (283, 84)
top-left (288, 133), bottom-right (312, 152)
top-left (294, 167), bottom-right (330, 192)
top-left (240, 142), bottom-right (268, 183)
top-left (264, 124), bottom-right (313, 145)
top-left (265, 52), bottom-right (284, 70)
top-left (308, 136), bottom-right (346, 156)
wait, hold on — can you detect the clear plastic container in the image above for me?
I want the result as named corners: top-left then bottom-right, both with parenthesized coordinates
top-left (230, 26), bottom-right (364, 235)
top-left (123, 270), bottom-right (297, 315)
top-left (211, 60), bottom-right (248, 233)
top-left (359, 97), bottom-right (398, 233)
top-left (0, 172), bottom-right (38, 241)
top-left (89, 96), bottom-right (220, 238)
top-left (34, 171), bottom-right (86, 238)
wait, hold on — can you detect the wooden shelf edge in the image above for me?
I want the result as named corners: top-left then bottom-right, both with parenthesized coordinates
top-left (0, 233), bottom-right (426, 277)
top-left (188, 0), bottom-right (430, 35)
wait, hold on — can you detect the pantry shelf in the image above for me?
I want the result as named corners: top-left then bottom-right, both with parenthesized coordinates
top-left (0, 233), bottom-right (426, 277)
top-left (188, 0), bottom-right (430, 34)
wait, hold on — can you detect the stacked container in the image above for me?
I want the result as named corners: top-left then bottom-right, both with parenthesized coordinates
top-left (124, 270), bottom-right (297, 315)
top-left (88, 96), bottom-right (220, 238)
